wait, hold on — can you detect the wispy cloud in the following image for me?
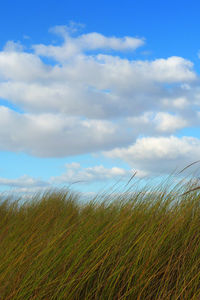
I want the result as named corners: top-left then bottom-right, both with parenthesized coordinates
top-left (0, 163), bottom-right (133, 193)
top-left (33, 25), bottom-right (145, 61)
top-left (50, 163), bottom-right (132, 184)
top-left (0, 174), bottom-right (49, 188)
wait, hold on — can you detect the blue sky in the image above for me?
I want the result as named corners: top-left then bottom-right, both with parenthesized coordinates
top-left (1, 0), bottom-right (200, 197)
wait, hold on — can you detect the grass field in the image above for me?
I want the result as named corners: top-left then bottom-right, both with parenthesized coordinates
top-left (1, 169), bottom-right (200, 299)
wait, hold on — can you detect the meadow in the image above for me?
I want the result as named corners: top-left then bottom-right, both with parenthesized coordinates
top-left (1, 167), bottom-right (200, 299)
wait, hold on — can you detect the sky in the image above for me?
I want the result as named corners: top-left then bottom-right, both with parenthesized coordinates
top-left (1, 0), bottom-right (200, 198)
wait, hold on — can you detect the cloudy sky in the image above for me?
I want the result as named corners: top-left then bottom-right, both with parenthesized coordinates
top-left (1, 0), bottom-right (200, 196)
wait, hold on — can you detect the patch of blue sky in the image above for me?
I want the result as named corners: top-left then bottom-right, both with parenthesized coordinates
top-left (0, 98), bottom-right (24, 113)
top-left (0, 151), bottom-right (64, 180)
top-left (1, 0), bottom-right (200, 198)
top-left (0, 0), bottom-right (199, 61)
top-left (1, 153), bottom-right (133, 197)
top-left (0, 151), bottom-right (130, 181)
top-left (39, 56), bottom-right (62, 67)
top-left (176, 127), bottom-right (200, 139)
top-left (0, 149), bottom-right (183, 196)
top-left (91, 153), bottom-right (131, 170)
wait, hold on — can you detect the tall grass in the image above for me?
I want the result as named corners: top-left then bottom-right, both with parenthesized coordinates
top-left (1, 173), bottom-right (200, 299)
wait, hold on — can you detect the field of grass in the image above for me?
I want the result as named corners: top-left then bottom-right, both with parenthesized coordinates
top-left (1, 171), bottom-right (200, 299)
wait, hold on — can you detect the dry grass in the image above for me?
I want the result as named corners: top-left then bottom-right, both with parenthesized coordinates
top-left (1, 173), bottom-right (200, 299)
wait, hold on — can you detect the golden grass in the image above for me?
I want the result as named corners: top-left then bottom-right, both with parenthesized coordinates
top-left (1, 174), bottom-right (200, 299)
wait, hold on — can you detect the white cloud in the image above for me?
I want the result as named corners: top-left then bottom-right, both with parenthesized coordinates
top-left (0, 51), bottom-right (196, 120)
top-left (65, 162), bottom-right (81, 169)
top-left (104, 136), bottom-right (200, 177)
top-left (127, 111), bottom-right (188, 134)
top-left (0, 107), bottom-right (133, 157)
top-left (0, 105), bottom-right (189, 158)
top-left (147, 56), bottom-right (196, 82)
top-left (76, 33), bottom-right (145, 51)
top-left (153, 112), bottom-right (188, 132)
top-left (162, 97), bottom-right (189, 109)
top-left (49, 23), bottom-right (85, 36)
top-left (4, 40), bottom-right (24, 52)
top-left (0, 25), bottom-right (200, 179)
top-left (0, 50), bottom-right (50, 82)
top-left (33, 26), bottom-right (145, 61)
top-left (0, 27), bottom-right (197, 124)
top-left (50, 163), bottom-right (131, 184)
top-left (0, 163), bottom-right (132, 194)
top-left (0, 175), bottom-right (49, 188)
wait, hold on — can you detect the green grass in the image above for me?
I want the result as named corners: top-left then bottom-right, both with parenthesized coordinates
top-left (1, 173), bottom-right (200, 299)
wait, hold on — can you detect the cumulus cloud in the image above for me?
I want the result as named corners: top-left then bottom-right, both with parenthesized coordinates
top-left (162, 97), bottom-right (189, 109)
top-left (0, 105), bottom-right (191, 158)
top-left (0, 107), bottom-right (134, 157)
top-left (152, 112), bottom-right (188, 132)
top-left (104, 136), bottom-right (200, 177)
top-left (0, 27), bottom-right (197, 120)
top-left (0, 52), bottom-right (197, 121)
top-left (127, 112), bottom-right (188, 134)
top-left (0, 50), bottom-right (49, 82)
top-left (0, 25), bottom-right (199, 180)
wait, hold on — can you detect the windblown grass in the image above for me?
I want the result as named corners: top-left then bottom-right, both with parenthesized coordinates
top-left (1, 174), bottom-right (200, 299)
